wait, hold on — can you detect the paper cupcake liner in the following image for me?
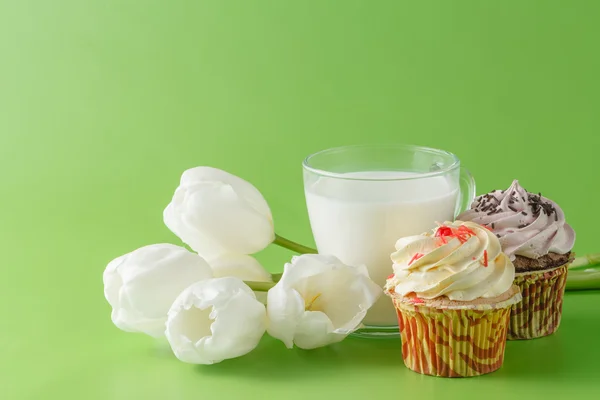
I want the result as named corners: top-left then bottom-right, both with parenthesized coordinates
top-left (393, 299), bottom-right (513, 377)
top-left (508, 264), bottom-right (568, 340)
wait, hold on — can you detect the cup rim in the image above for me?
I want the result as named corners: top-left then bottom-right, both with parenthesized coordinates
top-left (302, 144), bottom-right (460, 181)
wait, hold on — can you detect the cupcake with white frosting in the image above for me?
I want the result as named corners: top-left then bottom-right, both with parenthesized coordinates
top-left (458, 180), bottom-right (575, 339)
top-left (385, 221), bottom-right (521, 377)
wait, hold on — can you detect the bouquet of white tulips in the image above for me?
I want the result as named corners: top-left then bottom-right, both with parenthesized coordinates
top-left (103, 167), bottom-right (382, 365)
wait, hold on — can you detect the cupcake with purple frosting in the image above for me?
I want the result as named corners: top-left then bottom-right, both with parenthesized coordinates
top-left (458, 180), bottom-right (575, 339)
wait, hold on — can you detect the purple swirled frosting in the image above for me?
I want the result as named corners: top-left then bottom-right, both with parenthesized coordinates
top-left (457, 180), bottom-right (575, 260)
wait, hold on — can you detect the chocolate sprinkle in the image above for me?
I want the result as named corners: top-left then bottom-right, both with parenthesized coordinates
top-left (526, 192), bottom-right (558, 220)
top-left (508, 205), bottom-right (518, 212)
top-left (522, 211), bottom-right (528, 216)
top-left (491, 223), bottom-right (495, 229)
top-left (518, 224), bottom-right (527, 228)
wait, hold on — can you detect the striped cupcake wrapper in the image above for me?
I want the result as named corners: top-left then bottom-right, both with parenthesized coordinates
top-left (508, 264), bottom-right (568, 340)
top-left (393, 300), bottom-right (513, 377)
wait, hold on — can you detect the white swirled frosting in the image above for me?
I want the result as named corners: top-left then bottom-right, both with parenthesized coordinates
top-left (457, 180), bottom-right (575, 260)
top-left (386, 221), bottom-right (515, 301)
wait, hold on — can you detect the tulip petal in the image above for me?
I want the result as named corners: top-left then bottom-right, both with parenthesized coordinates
top-left (210, 254), bottom-right (272, 282)
top-left (276, 254), bottom-right (339, 287)
top-left (266, 286), bottom-right (304, 348)
top-left (185, 182), bottom-right (273, 255)
top-left (164, 200), bottom-right (228, 258)
top-left (103, 255), bottom-right (125, 307)
top-left (298, 270), bottom-right (380, 333)
top-left (181, 167), bottom-right (271, 218)
top-left (293, 311), bottom-right (339, 350)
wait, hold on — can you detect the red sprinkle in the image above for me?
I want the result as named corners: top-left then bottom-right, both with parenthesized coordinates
top-left (457, 225), bottom-right (476, 236)
top-left (482, 225), bottom-right (493, 231)
top-left (387, 274), bottom-right (395, 280)
top-left (455, 234), bottom-right (469, 244)
top-left (483, 250), bottom-right (488, 267)
top-left (408, 253), bottom-right (424, 265)
top-left (435, 226), bottom-right (453, 237)
top-left (472, 257), bottom-right (476, 260)
top-left (411, 297), bottom-right (425, 304)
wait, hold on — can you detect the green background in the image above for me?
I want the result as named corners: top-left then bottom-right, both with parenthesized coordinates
top-left (1, 1), bottom-right (599, 399)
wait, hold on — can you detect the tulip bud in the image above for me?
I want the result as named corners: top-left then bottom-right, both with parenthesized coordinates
top-left (164, 167), bottom-right (275, 259)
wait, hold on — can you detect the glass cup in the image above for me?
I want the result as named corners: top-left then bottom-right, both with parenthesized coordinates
top-left (302, 144), bottom-right (475, 338)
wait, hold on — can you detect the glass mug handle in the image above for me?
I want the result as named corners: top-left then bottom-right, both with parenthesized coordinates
top-left (454, 166), bottom-right (476, 218)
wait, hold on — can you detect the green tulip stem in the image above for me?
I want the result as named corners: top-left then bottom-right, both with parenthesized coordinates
top-left (273, 234), bottom-right (318, 254)
top-left (271, 272), bottom-right (283, 282)
top-left (568, 253), bottom-right (600, 270)
top-left (566, 269), bottom-right (600, 291)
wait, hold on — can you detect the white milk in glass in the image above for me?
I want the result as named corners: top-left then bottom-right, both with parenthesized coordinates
top-left (305, 171), bottom-right (458, 326)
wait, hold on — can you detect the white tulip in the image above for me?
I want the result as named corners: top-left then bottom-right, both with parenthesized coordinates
top-left (103, 243), bottom-right (213, 337)
top-left (163, 167), bottom-right (275, 259)
top-left (266, 254), bottom-right (381, 349)
top-left (210, 254), bottom-right (272, 304)
top-left (210, 254), bottom-right (272, 282)
top-left (165, 277), bottom-right (267, 364)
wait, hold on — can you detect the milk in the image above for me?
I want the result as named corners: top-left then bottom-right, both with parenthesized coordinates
top-left (305, 171), bottom-right (458, 326)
